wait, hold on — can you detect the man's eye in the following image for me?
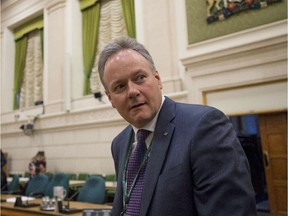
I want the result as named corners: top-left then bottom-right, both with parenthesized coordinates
top-left (114, 84), bottom-right (125, 92)
top-left (136, 74), bottom-right (146, 81)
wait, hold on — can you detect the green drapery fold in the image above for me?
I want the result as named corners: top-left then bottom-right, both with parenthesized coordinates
top-left (39, 28), bottom-right (44, 57)
top-left (121, 0), bottom-right (136, 38)
top-left (13, 36), bottom-right (28, 110)
top-left (82, 2), bottom-right (100, 95)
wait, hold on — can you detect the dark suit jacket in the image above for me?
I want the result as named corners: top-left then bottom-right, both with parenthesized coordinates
top-left (111, 97), bottom-right (257, 216)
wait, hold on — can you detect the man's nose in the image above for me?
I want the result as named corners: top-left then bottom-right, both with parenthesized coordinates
top-left (127, 81), bottom-right (140, 98)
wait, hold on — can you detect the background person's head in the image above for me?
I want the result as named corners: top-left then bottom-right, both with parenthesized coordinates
top-left (28, 161), bottom-right (38, 177)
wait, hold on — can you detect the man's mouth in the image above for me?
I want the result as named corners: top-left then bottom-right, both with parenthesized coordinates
top-left (130, 102), bottom-right (145, 110)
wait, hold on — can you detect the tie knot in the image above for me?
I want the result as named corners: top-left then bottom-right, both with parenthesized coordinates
top-left (137, 129), bottom-right (150, 144)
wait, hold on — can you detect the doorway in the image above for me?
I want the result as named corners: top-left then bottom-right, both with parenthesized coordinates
top-left (230, 114), bottom-right (268, 212)
top-left (229, 112), bottom-right (287, 216)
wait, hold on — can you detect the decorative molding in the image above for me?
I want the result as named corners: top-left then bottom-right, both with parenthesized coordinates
top-left (184, 38), bottom-right (287, 78)
top-left (181, 20), bottom-right (287, 86)
top-left (1, 105), bottom-right (122, 136)
top-left (180, 20), bottom-right (287, 64)
top-left (1, 0), bottom-right (45, 29)
top-left (46, 0), bottom-right (66, 14)
top-left (1, 0), bottom-right (19, 10)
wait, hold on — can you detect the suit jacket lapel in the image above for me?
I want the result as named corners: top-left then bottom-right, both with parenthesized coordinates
top-left (113, 126), bottom-right (134, 215)
top-left (140, 97), bottom-right (176, 216)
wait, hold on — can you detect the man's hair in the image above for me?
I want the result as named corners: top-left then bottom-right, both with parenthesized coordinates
top-left (98, 37), bottom-right (156, 90)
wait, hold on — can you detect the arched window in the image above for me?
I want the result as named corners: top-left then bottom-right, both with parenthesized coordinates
top-left (13, 16), bottom-right (44, 110)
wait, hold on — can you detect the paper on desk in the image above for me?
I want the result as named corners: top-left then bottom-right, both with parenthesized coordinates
top-left (6, 196), bottom-right (35, 203)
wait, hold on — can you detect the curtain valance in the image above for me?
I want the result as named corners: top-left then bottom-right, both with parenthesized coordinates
top-left (14, 16), bottom-right (43, 41)
top-left (80, 0), bottom-right (100, 11)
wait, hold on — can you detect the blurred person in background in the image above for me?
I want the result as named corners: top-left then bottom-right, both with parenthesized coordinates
top-left (1, 150), bottom-right (8, 192)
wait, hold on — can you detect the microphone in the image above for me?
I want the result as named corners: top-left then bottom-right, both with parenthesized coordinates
top-left (14, 196), bottom-right (39, 208)
top-left (65, 189), bottom-right (81, 209)
top-left (58, 189), bottom-right (82, 214)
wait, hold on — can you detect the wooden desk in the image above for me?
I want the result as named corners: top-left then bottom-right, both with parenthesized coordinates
top-left (69, 180), bottom-right (85, 188)
top-left (105, 181), bottom-right (117, 191)
top-left (8, 178), bottom-right (85, 188)
top-left (69, 180), bottom-right (117, 191)
top-left (7, 178), bottom-right (117, 193)
top-left (7, 177), bottom-right (29, 182)
top-left (0, 194), bottom-right (112, 216)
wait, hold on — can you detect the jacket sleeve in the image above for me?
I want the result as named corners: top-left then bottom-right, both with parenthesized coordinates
top-left (190, 108), bottom-right (257, 216)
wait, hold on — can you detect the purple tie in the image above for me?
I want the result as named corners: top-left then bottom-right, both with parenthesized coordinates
top-left (126, 129), bottom-right (150, 216)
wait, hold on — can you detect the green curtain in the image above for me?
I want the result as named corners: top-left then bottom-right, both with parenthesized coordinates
top-left (39, 28), bottom-right (44, 56)
top-left (13, 36), bottom-right (28, 110)
top-left (121, 0), bottom-right (136, 38)
top-left (13, 16), bottom-right (43, 109)
top-left (82, 2), bottom-right (101, 95)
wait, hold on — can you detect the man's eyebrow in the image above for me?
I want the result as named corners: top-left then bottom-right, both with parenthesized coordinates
top-left (111, 80), bottom-right (123, 87)
top-left (133, 69), bottom-right (148, 75)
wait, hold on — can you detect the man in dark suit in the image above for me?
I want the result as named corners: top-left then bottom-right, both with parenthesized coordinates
top-left (98, 37), bottom-right (257, 216)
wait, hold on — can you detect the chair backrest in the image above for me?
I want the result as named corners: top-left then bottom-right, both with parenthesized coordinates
top-left (8, 175), bottom-right (20, 193)
top-left (24, 174), bottom-right (49, 197)
top-left (44, 172), bottom-right (69, 198)
top-left (77, 176), bottom-right (105, 204)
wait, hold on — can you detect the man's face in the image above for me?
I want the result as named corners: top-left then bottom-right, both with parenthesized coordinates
top-left (103, 50), bottom-right (163, 128)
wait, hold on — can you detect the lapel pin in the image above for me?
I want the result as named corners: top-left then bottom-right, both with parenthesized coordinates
top-left (163, 132), bottom-right (168, 136)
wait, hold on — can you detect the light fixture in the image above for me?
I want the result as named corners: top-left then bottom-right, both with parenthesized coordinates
top-left (19, 100), bottom-right (44, 136)
top-left (20, 123), bottom-right (34, 136)
top-left (94, 92), bottom-right (102, 101)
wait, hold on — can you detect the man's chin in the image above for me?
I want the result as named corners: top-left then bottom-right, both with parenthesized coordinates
top-left (130, 115), bottom-right (152, 128)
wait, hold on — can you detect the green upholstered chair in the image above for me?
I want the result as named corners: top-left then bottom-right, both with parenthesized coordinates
top-left (77, 173), bottom-right (89, 181)
top-left (89, 173), bottom-right (104, 178)
top-left (24, 174), bottom-right (49, 197)
top-left (44, 172), bottom-right (69, 198)
top-left (105, 174), bottom-right (116, 181)
top-left (77, 176), bottom-right (106, 204)
top-left (4, 175), bottom-right (20, 194)
top-left (24, 172), bottom-right (30, 178)
top-left (66, 173), bottom-right (77, 180)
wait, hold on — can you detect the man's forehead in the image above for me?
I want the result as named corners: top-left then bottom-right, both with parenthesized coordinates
top-left (107, 49), bottom-right (143, 63)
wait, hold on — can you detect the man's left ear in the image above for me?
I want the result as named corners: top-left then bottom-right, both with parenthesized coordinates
top-left (155, 71), bottom-right (163, 89)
